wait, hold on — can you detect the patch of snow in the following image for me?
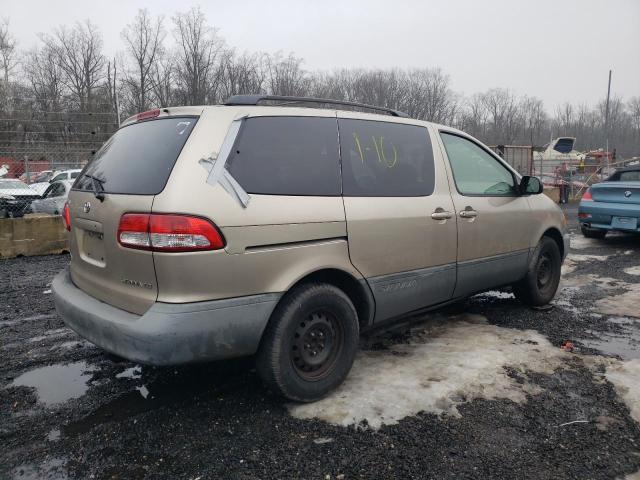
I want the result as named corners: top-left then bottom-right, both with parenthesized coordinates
top-left (116, 366), bottom-right (142, 379)
top-left (570, 234), bottom-right (601, 250)
top-left (289, 314), bottom-right (567, 429)
top-left (604, 359), bottom-right (640, 423)
top-left (567, 253), bottom-right (610, 262)
top-left (476, 290), bottom-right (514, 299)
top-left (137, 385), bottom-right (149, 399)
top-left (596, 283), bottom-right (640, 318)
top-left (624, 266), bottom-right (640, 276)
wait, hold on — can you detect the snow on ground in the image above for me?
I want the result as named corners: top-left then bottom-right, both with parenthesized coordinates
top-left (605, 359), bottom-right (640, 423)
top-left (289, 314), bottom-right (568, 429)
top-left (570, 234), bottom-right (601, 250)
top-left (624, 266), bottom-right (640, 276)
top-left (596, 283), bottom-right (640, 318)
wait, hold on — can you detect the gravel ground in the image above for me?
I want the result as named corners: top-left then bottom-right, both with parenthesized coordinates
top-left (1, 204), bottom-right (640, 480)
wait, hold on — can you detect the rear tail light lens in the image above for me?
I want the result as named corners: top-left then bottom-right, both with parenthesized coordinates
top-left (117, 213), bottom-right (225, 252)
top-left (581, 189), bottom-right (593, 201)
top-left (62, 202), bottom-right (71, 231)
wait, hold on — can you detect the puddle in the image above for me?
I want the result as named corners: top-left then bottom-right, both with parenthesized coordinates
top-left (10, 361), bottom-right (95, 406)
top-left (579, 317), bottom-right (640, 361)
top-left (10, 457), bottom-right (67, 480)
top-left (63, 362), bottom-right (249, 436)
top-left (290, 314), bottom-right (568, 429)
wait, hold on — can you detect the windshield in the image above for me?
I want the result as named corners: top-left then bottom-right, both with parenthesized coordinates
top-left (74, 117), bottom-right (197, 195)
top-left (0, 180), bottom-right (30, 190)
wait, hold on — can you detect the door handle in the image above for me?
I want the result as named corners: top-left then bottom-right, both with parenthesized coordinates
top-left (431, 208), bottom-right (453, 220)
top-left (459, 207), bottom-right (478, 218)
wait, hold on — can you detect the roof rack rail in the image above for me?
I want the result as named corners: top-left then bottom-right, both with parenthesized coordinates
top-left (224, 94), bottom-right (410, 118)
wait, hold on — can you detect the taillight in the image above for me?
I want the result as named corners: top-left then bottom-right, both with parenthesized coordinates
top-left (117, 213), bottom-right (225, 252)
top-left (581, 189), bottom-right (593, 201)
top-left (63, 202), bottom-right (71, 231)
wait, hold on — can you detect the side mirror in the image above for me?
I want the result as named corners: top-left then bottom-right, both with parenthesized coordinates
top-left (519, 176), bottom-right (543, 195)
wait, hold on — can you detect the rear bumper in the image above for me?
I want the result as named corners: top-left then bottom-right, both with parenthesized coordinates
top-left (578, 200), bottom-right (640, 232)
top-left (52, 268), bottom-right (281, 366)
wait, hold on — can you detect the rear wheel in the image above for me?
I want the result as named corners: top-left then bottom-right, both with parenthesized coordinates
top-left (256, 283), bottom-right (359, 402)
top-left (581, 225), bottom-right (607, 239)
top-left (513, 236), bottom-right (562, 306)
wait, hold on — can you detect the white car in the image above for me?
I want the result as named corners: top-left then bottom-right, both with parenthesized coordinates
top-left (30, 180), bottom-right (73, 215)
top-left (0, 179), bottom-right (41, 218)
top-left (31, 169), bottom-right (82, 195)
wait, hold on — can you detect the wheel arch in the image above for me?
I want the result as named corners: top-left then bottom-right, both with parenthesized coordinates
top-left (272, 268), bottom-right (375, 330)
top-left (541, 227), bottom-right (564, 258)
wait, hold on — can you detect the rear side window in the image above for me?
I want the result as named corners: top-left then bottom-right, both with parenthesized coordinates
top-left (226, 117), bottom-right (340, 196)
top-left (618, 170), bottom-right (640, 182)
top-left (74, 117), bottom-right (197, 195)
top-left (338, 119), bottom-right (435, 196)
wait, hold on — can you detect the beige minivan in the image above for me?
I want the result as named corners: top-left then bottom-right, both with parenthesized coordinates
top-left (53, 95), bottom-right (569, 401)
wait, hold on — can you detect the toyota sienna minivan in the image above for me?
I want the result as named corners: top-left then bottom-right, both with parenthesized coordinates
top-left (53, 95), bottom-right (569, 402)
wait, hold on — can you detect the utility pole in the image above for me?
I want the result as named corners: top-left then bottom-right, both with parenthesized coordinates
top-left (604, 69), bottom-right (612, 173)
top-left (114, 57), bottom-right (121, 129)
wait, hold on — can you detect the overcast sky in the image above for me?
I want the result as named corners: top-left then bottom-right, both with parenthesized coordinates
top-left (4, 0), bottom-right (639, 108)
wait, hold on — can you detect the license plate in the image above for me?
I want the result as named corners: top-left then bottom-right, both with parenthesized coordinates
top-left (612, 216), bottom-right (638, 230)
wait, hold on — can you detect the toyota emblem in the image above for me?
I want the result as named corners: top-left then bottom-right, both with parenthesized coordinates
top-left (625, 191), bottom-right (632, 198)
top-left (83, 201), bottom-right (91, 213)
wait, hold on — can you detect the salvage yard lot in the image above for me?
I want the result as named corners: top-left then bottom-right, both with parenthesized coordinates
top-left (1, 204), bottom-right (639, 480)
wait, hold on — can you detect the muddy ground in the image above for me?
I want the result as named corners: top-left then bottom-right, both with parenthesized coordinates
top-left (1, 204), bottom-right (640, 480)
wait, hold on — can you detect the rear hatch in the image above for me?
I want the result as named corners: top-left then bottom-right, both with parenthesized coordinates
top-left (591, 181), bottom-right (640, 205)
top-left (68, 114), bottom-right (198, 314)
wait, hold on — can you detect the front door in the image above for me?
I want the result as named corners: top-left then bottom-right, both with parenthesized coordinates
top-left (436, 130), bottom-right (532, 298)
top-left (338, 114), bottom-right (457, 322)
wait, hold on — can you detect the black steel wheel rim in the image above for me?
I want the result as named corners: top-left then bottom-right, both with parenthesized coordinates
top-left (537, 252), bottom-right (553, 289)
top-left (290, 310), bottom-right (344, 381)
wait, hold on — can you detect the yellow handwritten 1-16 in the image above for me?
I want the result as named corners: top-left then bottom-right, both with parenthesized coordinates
top-left (352, 132), bottom-right (398, 168)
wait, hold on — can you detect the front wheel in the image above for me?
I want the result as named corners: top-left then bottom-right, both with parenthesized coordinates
top-left (513, 236), bottom-right (562, 306)
top-left (256, 283), bottom-right (359, 402)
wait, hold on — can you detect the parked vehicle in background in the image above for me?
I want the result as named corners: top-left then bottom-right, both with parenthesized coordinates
top-left (30, 180), bottom-right (73, 215)
top-left (0, 179), bottom-right (41, 218)
top-left (50, 169), bottom-right (82, 183)
top-left (20, 170), bottom-right (54, 184)
top-left (29, 170), bottom-right (82, 195)
top-left (578, 166), bottom-right (640, 238)
top-left (52, 96), bottom-right (569, 402)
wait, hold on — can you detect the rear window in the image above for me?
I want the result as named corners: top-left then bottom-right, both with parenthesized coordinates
top-left (225, 117), bottom-right (341, 196)
top-left (74, 117), bottom-right (197, 195)
top-left (338, 119), bottom-right (435, 196)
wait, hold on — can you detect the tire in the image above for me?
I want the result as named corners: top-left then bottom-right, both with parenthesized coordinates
top-left (513, 236), bottom-right (562, 307)
top-left (581, 225), bottom-right (607, 239)
top-left (256, 283), bottom-right (359, 402)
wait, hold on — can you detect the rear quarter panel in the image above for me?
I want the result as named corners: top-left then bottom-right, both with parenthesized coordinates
top-left (151, 107), bottom-right (360, 303)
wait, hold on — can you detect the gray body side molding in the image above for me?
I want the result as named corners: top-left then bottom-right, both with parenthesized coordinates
top-left (52, 268), bottom-right (281, 366)
top-left (454, 249), bottom-right (529, 298)
top-left (367, 263), bottom-right (456, 323)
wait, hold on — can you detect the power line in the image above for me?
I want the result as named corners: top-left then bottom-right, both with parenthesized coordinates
top-left (0, 118), bottom-right (117, 125)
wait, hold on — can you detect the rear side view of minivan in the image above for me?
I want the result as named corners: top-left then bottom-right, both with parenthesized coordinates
top-left (53, 95), bottom-right (569, 402)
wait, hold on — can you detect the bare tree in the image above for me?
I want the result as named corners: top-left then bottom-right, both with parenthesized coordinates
top-left (0, 18), bottom-right (17, 88)
top-left (122, 9), bottom-right (165, 112)
top-left (265, 52), bottom-right (310, 97)
top-left (172, 7), bottom-right (225, 105)
top-left (41, 21), bottom-right (106, 111)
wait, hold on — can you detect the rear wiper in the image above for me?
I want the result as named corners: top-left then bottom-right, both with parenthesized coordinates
top-left (84, 174), bottom-right (106, 202)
